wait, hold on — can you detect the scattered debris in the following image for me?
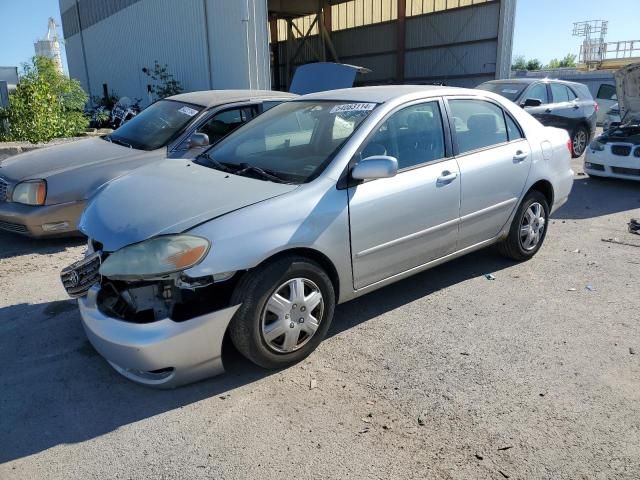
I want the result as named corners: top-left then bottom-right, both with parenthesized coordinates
top-left (602, 237), bottom-right (640, 248)
top-left (475, 453), bottom-right (484, 460)
top-left (485, 273), bottom-right (496, 280)
top-left (630, 347), bottom-right (636, 355)
top-left (366, 400), bottom-right (375, 405)
top-left (219, 395), bottom-right (229, 400)
top-left (309, 379), bottom-right (318, 390)
top-left (357, 427), bottom-right (370, 434)
top-left (585, 285), bottom-right (595, 291)
top-left (498, 470), bottom-right (510, 478)
top-left (497, 446), bottom-right (513, 451)
top-left (539, 393), bottom-right (545, 397)
top-left (418, 413), bottom-right (427, 426)
top-left (361, 417), bottom-right (372, 424)
top-left (629, 218), bottom-right (640, 235)
top-left (567, 288), bottom-right (577, 292)
top-left (460, 352), bottom-right (470, 356)
top-left (572, 248), bottom-right (581, 253)
top-left (382, 424), bottom-right (392, 430)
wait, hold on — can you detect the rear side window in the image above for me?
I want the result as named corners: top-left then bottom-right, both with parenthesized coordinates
top-left (597, 84), bottom-right (617, 100)
top-left (505, 114), bottom-right (523, 141)
top-left (449, 99), bottom-right (508, 154)
top-left (524, 83), bottom-right (549, 104)
top-left (551, 84), bottom-right (576, 103)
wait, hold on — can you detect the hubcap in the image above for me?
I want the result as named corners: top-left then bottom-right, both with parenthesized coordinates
top-left (573, 130), bottom-right (587, 156)
top-left (261, 278), bottom-right (324, 353)
top-left (520, 202), bottom-right (546, 251)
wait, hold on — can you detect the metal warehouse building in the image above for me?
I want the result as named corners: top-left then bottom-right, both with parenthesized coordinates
top-left (60, 0), bottom-right (516, 104)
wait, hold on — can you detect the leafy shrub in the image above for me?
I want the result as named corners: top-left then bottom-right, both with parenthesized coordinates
top-left (142, 61), bottom-right (183, 100)
top-left (0, 56), bottom-right (89, 143)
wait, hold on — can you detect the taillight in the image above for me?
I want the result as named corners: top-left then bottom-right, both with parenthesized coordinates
top-left (594, 102), bottom-right (599, 112)
top-left (567, 138), bottom-right (573, 154)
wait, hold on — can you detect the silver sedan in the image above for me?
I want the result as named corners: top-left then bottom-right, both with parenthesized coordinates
top-left (62, 85), bottom-right (574, 387)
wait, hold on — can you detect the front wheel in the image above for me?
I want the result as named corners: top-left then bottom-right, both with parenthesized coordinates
top-left (571, 126), bottom-right (589, 158)
top-left (498, 191), bottom-right (549, 261)
top-left (228, 256), bottom-right (335, 369)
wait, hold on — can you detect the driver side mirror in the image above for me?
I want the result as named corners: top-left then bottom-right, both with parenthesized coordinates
top-left (188, 132), bottom-right (209, 148)
top-left (351, 155), bottom-right (398, 181)
top-left (521, 98), bottom-right (542, 108)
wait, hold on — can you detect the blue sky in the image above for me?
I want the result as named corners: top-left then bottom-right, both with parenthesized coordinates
top-left (0, 0), bottom-right (638, 73)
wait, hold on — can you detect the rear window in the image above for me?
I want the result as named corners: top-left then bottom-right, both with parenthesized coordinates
top-left (597, 84), bottom-right (616, 100)
top-left (476, 82), bottom-right (527, 102)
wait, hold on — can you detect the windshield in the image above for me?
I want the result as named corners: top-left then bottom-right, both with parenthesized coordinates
top-left (109, 100), bottom-right (202, 150)
top-left (196, 100), bottom-right (376, 184)
top-left (476, 82), bottom-right (527, 102)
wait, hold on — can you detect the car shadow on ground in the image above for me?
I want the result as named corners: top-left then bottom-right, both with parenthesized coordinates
top-left (0, 231), bottom-right (85, 260)
top-left (552, 175), bottom-right (640, 221)
top-left (0, 248), bottom-right (515, 463)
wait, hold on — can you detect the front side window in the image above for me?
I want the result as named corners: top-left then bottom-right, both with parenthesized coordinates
top-left (597, 84), bottom-right (617, 100)
top-left (360, 101), bottom-right (445, 170)
top-left (449, 99), bottom-right (508, 154)
top-left (109, 100), bottom-right (202, 150)
top-left (197, 107), bottom-right (256, 145)
top-left (197, 101), bottom-right (376, 184)
top-left (524, 83), bottom-right (549, 104)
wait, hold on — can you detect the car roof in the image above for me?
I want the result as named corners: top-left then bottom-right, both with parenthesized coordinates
top-left (296, 85), bottom-right (478, 103)
top-left (483, 78), bottom-right (584, 88)
top-left (167, 90), bottom-right (297, 108)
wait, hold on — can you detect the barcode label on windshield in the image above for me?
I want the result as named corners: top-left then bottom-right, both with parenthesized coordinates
top-left (178, 106), bottom-right (199, 117)
top-left (330, 103), bottom-right (376, 114)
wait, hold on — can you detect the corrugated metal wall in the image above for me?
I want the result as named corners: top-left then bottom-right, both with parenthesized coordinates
top-left (273, 0), bottom-right (509, 89)
top-left (60, 0), bottom-right (270, 105)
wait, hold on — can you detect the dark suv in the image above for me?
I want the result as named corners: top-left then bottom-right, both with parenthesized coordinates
top-left (476, 79), bottom-right (598, 157)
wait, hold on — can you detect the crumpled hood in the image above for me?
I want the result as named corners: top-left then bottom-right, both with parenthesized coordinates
top-left (79, 159), bottom-right (298, 252)
top-left (0, 137), bottom-right (139, 180)
top-left (615, 62), bottom-right (640, 121)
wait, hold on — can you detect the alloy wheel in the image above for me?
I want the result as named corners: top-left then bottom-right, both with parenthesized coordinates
top-left (573, 129), bottom-right (587, 156)
top-left (261, 278), bottom-right (324, 354)
top-left (520, 202), bottom-right (546, 251)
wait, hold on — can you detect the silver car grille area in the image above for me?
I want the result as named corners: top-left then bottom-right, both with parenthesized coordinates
top-left (0, 178), bottom-right (8, 203)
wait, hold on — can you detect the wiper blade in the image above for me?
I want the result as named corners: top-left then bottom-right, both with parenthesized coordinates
top-left (107, 135), bottom-right (132, 149)
top-left (235, 163), bottom-right (290, 184)
top-left (196, 152), bottom-right (235, 173)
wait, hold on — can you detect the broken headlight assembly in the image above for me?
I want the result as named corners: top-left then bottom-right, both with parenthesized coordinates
top-left (589, 139), bottom-right (605, 151)
top-left (99, 235), bottom-right (211, 280)
top-left (12, 179), bottom-right (47, 205)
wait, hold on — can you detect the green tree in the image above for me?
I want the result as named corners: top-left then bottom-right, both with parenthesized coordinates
top-left (0, 56), bottom-right (88, 143)
top-left (526, 58), bottom-right (542, 71)
top-left (142, 61), bottom-right (183, 100)
top-left (512, 55), bottom-right (527, 71)
top-left (546, 54), bottom-right (577, 69)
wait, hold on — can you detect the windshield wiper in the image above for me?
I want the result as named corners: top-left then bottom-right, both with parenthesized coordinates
top-left (235, 163), bottom-right (291, 184)
top-left (196, 152), bottom-right (235, 173)
top-left (107, 135), bottom-right (132, 149)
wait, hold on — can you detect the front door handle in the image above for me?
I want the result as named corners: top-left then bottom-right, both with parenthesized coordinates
top-left (513, 150), bottom-right (529, 162)
top-left (437, 171), bottom-right (458, 184)
top-left (545, 108), bottom-right (553, 113)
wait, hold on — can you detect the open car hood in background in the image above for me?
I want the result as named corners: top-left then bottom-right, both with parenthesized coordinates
top-left (288, 62), bottom-right (371, 95)
top-left (615, 62), bottom-right (640, 122)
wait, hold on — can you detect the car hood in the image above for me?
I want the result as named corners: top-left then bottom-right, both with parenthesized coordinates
top-left (0, 137), bottom-right (143, 181)
top-left (615, 62), bottom-right (640, 121)
top-left (79, 159), bottom-right (298, 252)
top-left (289, 62), bottom-right (371, 95)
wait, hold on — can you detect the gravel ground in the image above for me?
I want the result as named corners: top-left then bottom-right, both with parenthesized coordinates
top-left (1, 155), bottom-right (639, 480)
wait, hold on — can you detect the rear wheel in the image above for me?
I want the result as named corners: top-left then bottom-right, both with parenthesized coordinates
top-left (498, 191), bottom-right (549, 261)
top-left (571, 126), bottom-right (589, 158)
top-left (228, 256), bottom-right (335, 369)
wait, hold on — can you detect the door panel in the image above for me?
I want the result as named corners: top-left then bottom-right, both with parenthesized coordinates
top-left (348, 100), bottom-right (460, 290)
top-left (349, 160), bottom-right (460, 289)
top-left (547, 83), bottom-right (582, 132)
top-left (447, 98), bottom-right (532, 248)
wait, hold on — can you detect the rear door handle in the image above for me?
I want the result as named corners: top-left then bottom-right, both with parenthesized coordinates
top-left (513, 150), bottom-right (529, 162)
top-left (437, 171), bottom-right (458, 184)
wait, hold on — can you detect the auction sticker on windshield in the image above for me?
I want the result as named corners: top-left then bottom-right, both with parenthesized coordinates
top-left (178, 106), bottom-right (199, 117)
top-left (330, 103), bottom-right (376, 114)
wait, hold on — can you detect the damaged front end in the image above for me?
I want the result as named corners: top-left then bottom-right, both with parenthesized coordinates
top-left (61, 236), bottom-right (242, 388)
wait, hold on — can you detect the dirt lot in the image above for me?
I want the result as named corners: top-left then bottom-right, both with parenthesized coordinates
top-left (1, 156), bottom-right (639, 480)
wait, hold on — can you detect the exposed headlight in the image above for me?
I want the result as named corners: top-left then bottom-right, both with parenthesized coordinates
top-left (12, 180), bottom-right (46, 205)
top-left (99, 235), bottom-right (211, 280)
top-left (589, 140), bottom-right (605, 151)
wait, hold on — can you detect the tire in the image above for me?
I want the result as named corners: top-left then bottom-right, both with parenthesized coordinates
top-left (498, 190), bottom-right (550, 261)
top-left (571, 126), bottom-right (589, 158)
top-left (228, 255), bottom-right (335, 369)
